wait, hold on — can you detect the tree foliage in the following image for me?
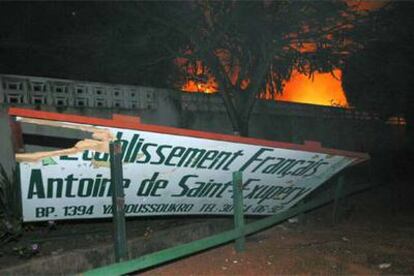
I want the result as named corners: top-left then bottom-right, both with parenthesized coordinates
top-left (145, 1), bottom-right (365, 135)
top-left (0, 1), bottom-right (369, 136)
top-left (342, 2), bottom-right (414, 125)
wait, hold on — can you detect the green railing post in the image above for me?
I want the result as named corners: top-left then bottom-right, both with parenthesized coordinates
top-left (232, 171), bottom-right (245, 252)
top-left (333, 174), bottom-right (345, 224)
top-left (84, 180), bottom-right (376, 276)
top-left (110, 140), bottom-right (128, 262)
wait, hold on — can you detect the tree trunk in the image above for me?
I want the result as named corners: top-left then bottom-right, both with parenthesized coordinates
top-left (230, 115), bottom-right (249, 137)
top-left (238, 119), bottom-right (249, 137)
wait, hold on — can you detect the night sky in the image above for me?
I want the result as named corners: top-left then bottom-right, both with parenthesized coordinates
top-left (0, 1), bottom-right (413, 118)
top-left (0, 2), bottom-right (171, 87)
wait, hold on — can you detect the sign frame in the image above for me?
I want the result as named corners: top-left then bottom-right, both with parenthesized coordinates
top-left (9, 107), bottom-right (369, 222)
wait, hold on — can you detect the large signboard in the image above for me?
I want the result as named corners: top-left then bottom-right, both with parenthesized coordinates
top-left (11, 109), bottom-right (368, 222)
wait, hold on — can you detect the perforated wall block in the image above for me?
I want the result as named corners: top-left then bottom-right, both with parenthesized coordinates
top-left (125, 100), bottom-right (139, 109)
top-left (52, 83), bottom-right (70, 94)
top-left (5, 93), bottom-right (24, 104)
top-left (3, 78), bottom-right (28, 104)
top-left (4, 80), bottom-right (24, 91)
top-left (130, 102), bottom-right (138, 109)
top-left (51, 82), bottom-right (73, 106)
top-left (123, 87), bottom-right (139, 109)
top-left (28, 81), bottom-right (51, 105)
top-left (74, 85), bottom-right (88, 97)
top-left (54, 96), bottom-right (69, 107)
top-left (111, 87), bottom-right (123, 100)
top-left (108, 86), bottom-right (126, 109)
top-left (74, 97), bottom-right (89, 108)
top-left (74, 85), bottom-right (93, 107)
top-left (144, 91), bottom-right (154, 103)
top-left (112, 100), bottom-right (124, 109)
top-left (126, 87), bottom-right (138, 100)
top-left (91, 86), bottom-right (112, 108)
top-left (30, 95), bottom-right (48, 105)
top-left (94, 98), bottom-right (108, 108)
top-left (93, 86), bottom-right (107, 98)
top-left (29, 81), bottom-right (47, 93)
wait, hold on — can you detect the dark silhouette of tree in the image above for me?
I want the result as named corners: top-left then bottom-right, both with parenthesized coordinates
top-left (146, 1), bottom-right (365, 136)
top-left (343, 2), bottom-right (414, 127)
top-left (0, 1), bottom-right (368, 137)
top-left (342, 2), bottom-right (414, 206)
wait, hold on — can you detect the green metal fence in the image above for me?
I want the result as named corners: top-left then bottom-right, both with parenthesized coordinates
top-left (84, 155), bottom-right (374, 276)
top-left (109, 141), bottom-right (128, 262)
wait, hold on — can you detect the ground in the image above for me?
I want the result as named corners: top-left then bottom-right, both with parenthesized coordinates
top-left (141, 211), bottom-right (414, 275)
top-left (0, 217), bottom-right (203, 268)
top-left (1, 184), bottom-right (414, 275)
top-left (139, 182), bottom-right (414, 275)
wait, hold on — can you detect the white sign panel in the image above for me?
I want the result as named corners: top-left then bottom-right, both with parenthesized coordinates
top-left (18, 120), bottom-right (358, 221)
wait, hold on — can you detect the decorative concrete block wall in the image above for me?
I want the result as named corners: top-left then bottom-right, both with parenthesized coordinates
top-left (0, 73), bottom-right (391, 156)
top-left (0, 74), bottom-right (158, 111)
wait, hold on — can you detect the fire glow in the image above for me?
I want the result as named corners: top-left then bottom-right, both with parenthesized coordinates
top-left (180, 1), bottom-right (390, 108)
top-left (181, 69), bottom-right (349, 108)
top-left (275, 69), bottom-right (348, 107)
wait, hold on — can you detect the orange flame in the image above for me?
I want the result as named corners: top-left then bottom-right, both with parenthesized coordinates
top-left (180, 1), bottom-right (389, 107)
top-left (181, 79), bottom-right (217, 94)
top-left (181, 69), bottom-right (349, 108)
top-left (347, 1), bottom-right (387, 12)
top-left (276, 69), bottom-right (348, 107)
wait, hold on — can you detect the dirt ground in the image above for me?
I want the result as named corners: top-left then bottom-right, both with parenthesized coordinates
top-left (0, 217), bottom-right (204, 269)
top-left (141, 187), bottom-right (414, 275)
top-left (1, 184), bottom-right (414, 275)
top-left (140, 217), bottom-right (414, 275)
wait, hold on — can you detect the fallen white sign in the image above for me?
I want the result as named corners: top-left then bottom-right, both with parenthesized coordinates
top-left (12, 110), bottom-right (368, 222)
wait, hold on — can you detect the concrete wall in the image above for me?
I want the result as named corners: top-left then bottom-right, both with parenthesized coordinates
top-left (0, 73), bottom-right (401, 173)
top-left (0, 104), bottom-right (17, 179)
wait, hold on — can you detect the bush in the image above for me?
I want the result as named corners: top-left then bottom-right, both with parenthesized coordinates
top-left (0, 164), bottom-right (22, 244)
